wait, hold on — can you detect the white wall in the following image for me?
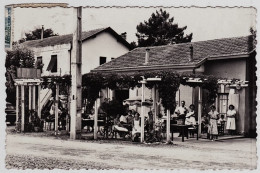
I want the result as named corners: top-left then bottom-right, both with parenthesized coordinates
top-left (127, 84), bottom-right (193, 116)
top-left (82, 31), bottom-right (130, 74)
top-left (31, 31), bottom-right (130, 76)
top-left (32, 44), bottom-right (71, 76)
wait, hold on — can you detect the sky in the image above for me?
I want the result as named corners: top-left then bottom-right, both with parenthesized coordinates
top-left (12, 7), bottom-right (256, 43)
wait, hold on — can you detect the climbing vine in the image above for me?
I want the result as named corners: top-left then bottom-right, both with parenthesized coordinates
top-left (41, 75), bottom-right (71, 95)
top-left (82, 70), bottom-right (219, 113)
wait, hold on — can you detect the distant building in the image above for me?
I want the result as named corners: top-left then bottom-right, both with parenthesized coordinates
top-left (23, 27), bottom-right (131, 75)
top-left (92, 36), bottom-right (256, 137)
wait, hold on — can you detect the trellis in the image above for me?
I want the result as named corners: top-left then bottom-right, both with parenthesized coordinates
top-left (82, 71), bottom-right (248, 142)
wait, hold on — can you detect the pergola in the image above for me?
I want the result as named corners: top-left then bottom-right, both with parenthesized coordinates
top-left (89, 74), bottom-right (249, 143)
top-left (14, 68), bottom-right (42, 132)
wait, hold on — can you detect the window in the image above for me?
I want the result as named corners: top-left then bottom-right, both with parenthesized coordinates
top-left (37, 56), bottom-right (42, 63)
top-left (111, 57), bottom-right (115, 60)
top-left (218, 94), bottom-right (229, 117)
top-left (35, 56), bottom-right (43, 69)
top-left (46, 55), bottom-right (57, 72)
top-left (100, 56), bottom-right (107, 65)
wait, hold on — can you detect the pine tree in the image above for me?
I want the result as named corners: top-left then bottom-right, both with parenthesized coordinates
top-left (136, 9), bottom-right (193, 47)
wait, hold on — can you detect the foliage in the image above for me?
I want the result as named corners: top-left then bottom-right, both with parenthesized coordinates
top-left (136, 9), bottom-right (193, 47)
top-left (5, 45), bottom-right (35, 105)
top-left (82, 70), bottom-right (219, 113)
top-left (41, 75), bottom-right (71, 95)
top-left (13, 27), bottom-right (58, 45)
top-left (99, 98), bottom-right (128, 119)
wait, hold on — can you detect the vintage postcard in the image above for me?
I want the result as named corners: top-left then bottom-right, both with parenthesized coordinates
top-left (1, 1), bottom-right (259, 172)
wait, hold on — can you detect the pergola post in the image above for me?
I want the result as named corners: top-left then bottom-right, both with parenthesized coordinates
top-left (55, 84), bottom-right (59, 135)
top-left (166, 109), bottom-right (171, 142)
top-left (28, 85), bottom-right (32, 110)
top-left (21, 85), bottom-right (25, 132)
top-left (94, 98), bottom-right (98, 140)
top-left (16, 85), bottom-right (19, 123)
top-left (152, 86), bottom-right (157, 122)
top-left (37, 85), bottom-right (41, 119)
top-left (198, 86), bottom-right (202, 137)
top-left (140, 79), bottom-right (146, 143)
top-left (32, 85), bottom-right (36, 110)
top-left (70, 7), bottom-right (82, 140)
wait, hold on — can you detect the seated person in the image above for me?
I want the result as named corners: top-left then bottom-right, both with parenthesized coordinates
top-left (147, 111), bottom-right (154, 132)
top-left (120, 113), bottom-right (132, 132)
top-left (132, 113), bottom-right (141, 142)
top-left (185, 104), bottom-right (196, 126)
top-left (154, 114), bottom-right (164, 141)
top-left (126, 110), bottom-right (134, 126)
top-left (113, 114), bottom-right (128, 137)
top-left (185, 104), bottom-right (196, 137)
top-left (120, 114), bottom-right (127, 124)
top-left (88, 108), bottom-right (95, 120)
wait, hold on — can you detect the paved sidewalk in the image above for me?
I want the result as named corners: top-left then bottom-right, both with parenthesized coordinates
top-left (5, 133), bottom-right (257, 170)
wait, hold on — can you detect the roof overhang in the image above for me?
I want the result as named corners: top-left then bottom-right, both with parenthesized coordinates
top-left (92, 64), bottom-right (197, 73)
top-left (92, 53), bottom-right (253, 74)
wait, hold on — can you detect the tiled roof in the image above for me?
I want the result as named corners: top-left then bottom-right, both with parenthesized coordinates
top-left (23, 27), bottom-right (131, 49)
top-left (93, 35), bottom-right (255, 72)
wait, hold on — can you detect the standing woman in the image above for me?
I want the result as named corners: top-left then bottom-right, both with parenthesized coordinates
top-left (226, 105), bottom-right (236, 135)
top-left (208, 105), bottom-right (219, 141)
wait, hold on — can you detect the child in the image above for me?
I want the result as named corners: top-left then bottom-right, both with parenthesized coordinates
top-left (218, 114), bottom-right (225, 124)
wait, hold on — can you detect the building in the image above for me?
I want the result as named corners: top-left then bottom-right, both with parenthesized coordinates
top-left (92, 35), bottom-right (256, 137)
top-left (23, 27), bottom-right (131, 76)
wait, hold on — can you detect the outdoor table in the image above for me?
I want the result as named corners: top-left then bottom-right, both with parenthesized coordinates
top-left (82, 119), bottom-right (104, 132)
top-left (171, 124), bottom-right (199, 142)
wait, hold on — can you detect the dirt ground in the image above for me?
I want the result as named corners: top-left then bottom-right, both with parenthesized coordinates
top-left (5, 127), bottom-right (258, 170)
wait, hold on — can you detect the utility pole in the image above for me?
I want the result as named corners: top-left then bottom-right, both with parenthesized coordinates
top-left (70, 7), bottom-right (82, 139)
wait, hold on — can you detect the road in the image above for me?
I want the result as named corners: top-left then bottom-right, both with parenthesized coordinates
top-left (5, 133), bottom-right (257, 170)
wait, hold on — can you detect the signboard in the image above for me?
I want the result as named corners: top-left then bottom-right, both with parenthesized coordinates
top-left (5, 6), bottom-right (12, 48)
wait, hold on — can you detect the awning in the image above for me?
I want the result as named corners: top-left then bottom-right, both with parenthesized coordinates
top-left (46, 55), bottom-right (57, 72)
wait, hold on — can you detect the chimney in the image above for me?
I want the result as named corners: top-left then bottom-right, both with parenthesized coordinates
top-left (41, 25), bottom-right (44, 40)
top-left (144, 48), bottom-right (150, 65)
top-left (121, 32), bottom-right (127, 40)
top-left (189, 44), bottom-right (193, 61)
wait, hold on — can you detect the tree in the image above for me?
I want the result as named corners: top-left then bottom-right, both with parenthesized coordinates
top-left (13, 27), bottom-right (58, 45)
top-left (5, 45), bottom-right (35, 105)
top-left (136, 9), bottom-right (193, 47)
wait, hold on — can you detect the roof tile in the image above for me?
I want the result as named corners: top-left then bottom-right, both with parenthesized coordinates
top-left (94, 35), bottom-right (255, 71)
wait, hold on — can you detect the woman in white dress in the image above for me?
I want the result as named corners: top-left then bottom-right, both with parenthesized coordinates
top-left (132, 113), bottom-right (141, 142)
top-left (226, 105), bottom-right (236, 135)
top-left (185, 104), bottom-right (197, 137)
top-left (185, 104), bottom-right (196, 126)
top-left (208, 105), bottom-right (219, 141)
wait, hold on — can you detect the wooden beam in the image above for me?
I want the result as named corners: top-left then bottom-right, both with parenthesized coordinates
top-left (55, 84), bottom-right (59, 135)
top-left (70, 7), bottom-right (82, 140)
top-left (140, 79), bottom-right (146, 143)
top-left (16, 85), bottom-right (19, 123)
top-left (94, 98), bottom-right (98, 140)
top-left (166, 109), bottom-right (171, 142)
top-left (21, 85), bottom-right (25, 132)
top-left (32, 85), bottom-right (36, 110)
top-left (37, 85), bottom-right (41, 119)
top-left (198, 86), bottom-right (202, 137)
top-left (152, 86), bottom-right (157, 123)
top-left (28, 85), bottom-right (32, 111)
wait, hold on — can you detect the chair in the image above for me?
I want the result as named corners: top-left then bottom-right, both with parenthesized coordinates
top-left (218, 121), bottom-right (225, 136)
